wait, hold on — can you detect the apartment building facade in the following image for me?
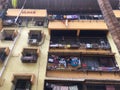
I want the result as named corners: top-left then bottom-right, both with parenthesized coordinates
top-left (0, 0), bottom-right (120, 90)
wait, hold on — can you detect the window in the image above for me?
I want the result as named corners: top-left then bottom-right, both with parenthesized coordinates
top-left (1, 29), bottom-right (18, 41)
top-left (12, 74), bottom-right (35, 90)
top-left (0, 47), bottom-right (10, 62)
top-left (21, 47), bottom-right (40, 63)
top-left (28, 30), bottom-right (45, 46)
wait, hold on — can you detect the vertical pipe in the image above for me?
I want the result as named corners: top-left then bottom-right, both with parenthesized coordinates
top-left (97, 0), bottom-right (120, 52)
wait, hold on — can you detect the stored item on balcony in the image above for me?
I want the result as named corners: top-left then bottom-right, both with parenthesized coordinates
top-left (21, 48), bottom-right (40, 63)
top-left (70, 57), bottom-right (80, 67)
top-left (80, 43), bottom-right (86, 49)
top-left (28, 30), bottom-right (45, 46)
top-left (34, 21), bottom-right (44, 26)
top-left (92, 43), bottom-right (99, 49)
top-left (70, 43), bottom-right (80, 49)
top-left (86, 43), bottom-right (92, 49)
top-left (3, 19), bottom-right (16, 26)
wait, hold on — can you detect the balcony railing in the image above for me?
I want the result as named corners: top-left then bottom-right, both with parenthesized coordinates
top-left (48, 14), bottom-right (104, 21)
top-left (50, 37), bottom-right (111, 50)
top-left (21, 48), bottom-right (40, 63)
top-left (47, 54), bottom-right (119, 72)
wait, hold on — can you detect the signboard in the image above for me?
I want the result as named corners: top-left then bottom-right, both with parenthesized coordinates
top-left (7, 9), bottom-right (47, 17)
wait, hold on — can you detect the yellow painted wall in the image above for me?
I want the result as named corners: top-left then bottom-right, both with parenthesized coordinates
top-left (0, 27), bottom-right (50, 90)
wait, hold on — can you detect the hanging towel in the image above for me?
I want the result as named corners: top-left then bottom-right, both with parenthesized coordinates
top-left (69, 85), bottom-right (78, 90)
top-left (106, 85), bottom-right (115, 90)
top-left (60, 86), bottom-right (69, 90)
top-left (53, 85), bottom-right (61, 90)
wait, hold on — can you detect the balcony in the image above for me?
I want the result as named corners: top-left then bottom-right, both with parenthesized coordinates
top-left (45, 80), bottom-right (82, 90)
top-left (48, 14), bottom-right (104, 21)
top-left (49, 30), bottom-right (111, 52)
top-left (21, 48), bottom-right (40, 63)
top-left (44, 80), bottom-right (120, 90)
top-left (28, 30), bottom-right (45, 46)
top-left (0, 29), bottom-right (18, 41)
top-left (11, 73), bottom-right (35, 90)
top-left (0, 47), bottom-right (10, 63)
top-left (3, 19), bottom-right (16, 26)
top-left (47, 52), bottom-right (118, 72)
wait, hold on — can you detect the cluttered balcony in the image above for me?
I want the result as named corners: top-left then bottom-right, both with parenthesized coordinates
top-left (28, 30), bottom-right (45, 46)
top-left (47, 52), bottom-right (118, 72)
top-left (49, 30), bottom-right (111, 53)
top-left (48, 14), bottom-right (107, 31)
top-left (21, 47), bottom-right (40, 63)
top-left (48, 14), bottom-right (104, 21)
top-left (44, 80), bottom-right (120, 90)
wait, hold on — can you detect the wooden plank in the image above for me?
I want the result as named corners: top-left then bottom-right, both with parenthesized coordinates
top-left (0, 19), bottom-right (2, 31)
top-left (77, 29), bottom-right (80, 36)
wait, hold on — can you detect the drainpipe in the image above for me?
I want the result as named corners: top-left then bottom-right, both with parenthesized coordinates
top-left (14, 0), bottom-right (27, 23)
top-left (0, 27), bottom-right (22, 78)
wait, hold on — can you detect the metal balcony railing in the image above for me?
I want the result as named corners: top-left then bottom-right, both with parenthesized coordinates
top-left (47, 54), bottom-right (119, 72)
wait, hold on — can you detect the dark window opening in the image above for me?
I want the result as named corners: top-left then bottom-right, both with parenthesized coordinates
top-left (87, 84), bottom-right (120, 90)
top-left (15, 79), bottom-right (31, 90)
top-left (0, 47), bottom-right (10, 62)
top-left (87, 85), bottom-right (106, 90)
top-left (12, 74), bottom-right (35, 90)
top-left (1, 29), bottom-right (18, 41)
top-left (80, 30), bottom-right (107, 37)
top-left (34, 20), bottom-right (44, 26)
top-left (28, 30), bottom-right (44, 45)
top-left (51, 30), bottom-right (77, 37)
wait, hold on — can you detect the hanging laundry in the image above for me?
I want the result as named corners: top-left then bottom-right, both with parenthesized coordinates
top-left (106, 85), bottom-right (115, 90)
top-left (69, 85), bottom-right (78, 90)
top-left (60, 86), bottom-right (69, 90)
top-left (53, 85), bottom-right (61, 90)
